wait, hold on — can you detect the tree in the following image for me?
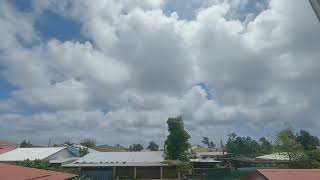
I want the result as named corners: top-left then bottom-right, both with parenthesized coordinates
top-left (258, 137), bottom-right (272, 154)
top-left (129, 144), bottom-right (144, 151)
top-left (202, 137), bottom-right (215, 148)
top-left (225, 133), bottom-right (260, 157)
top-left (274, 128), bottom-right (304, 164)
top-left (165, 116), bottom-right (190, 160)
top-left (20, 140), bottom-right (33, 148)
top-left (147, 141), bottom-right (159, 151)
top-left (80, 138), bottom-right (96, 148)
top-left (296, 130), bottom-right (320, 151)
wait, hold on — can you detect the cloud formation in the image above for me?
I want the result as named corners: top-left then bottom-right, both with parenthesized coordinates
top-left (0, 0), bottom-right (319, 145)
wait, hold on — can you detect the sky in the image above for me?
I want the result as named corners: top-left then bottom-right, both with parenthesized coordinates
top-left (0, 0), bottom-right (320, 146)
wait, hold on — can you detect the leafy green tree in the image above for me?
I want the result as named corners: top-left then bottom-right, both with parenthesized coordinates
top-left (202, 137), bottom-right (215, 148)
top-left (274, 128), bottom-right (304, 164)
top-left (225, 133), bottom-right (260, 157)
top-left (258, 137), bottom-right (273, 154)
top-left (296, 130), bottom-right (320, 151)
top-left (129, 144), bottom-right (144, 151)
top-left (80, 138), bottom-right (96, 148)
top-left (147, 141), bottom-right (159, 151)
top-left (165, 116), bottom-right (190, 160)
top-left (20, 140), bottom-right (33, 148)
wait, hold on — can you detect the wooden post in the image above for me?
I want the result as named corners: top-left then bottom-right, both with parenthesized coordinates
top-left (134, 167), bottom-right (137, 179)
top-left (178, 172), bottom-right (181, 180)
top-left (113, 167), bottom-right (116, 179)
top-left (160, 166), bottom-right (163, 180)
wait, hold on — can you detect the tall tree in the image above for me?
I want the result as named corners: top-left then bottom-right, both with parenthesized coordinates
top-left (20, 140), bottom-right (33, 148)
top-left (225, 133), bottom-right (259, 157)
top-left (296, 130), bottom-right (320, 150)
top-left (80, 138), bottom-right (96, 148)
top-left (202, 137), bottom-right (215, 148)
top-left (129, 144), bottom-right (144, 151)
top-left (258, 137), bottom-right (272, 154)
top-left (165, 116), bottom-right (190, 160)
top-left (147, 141), bottom-right (159, 151)
top-left (275, 128), bottom-right (303, 162)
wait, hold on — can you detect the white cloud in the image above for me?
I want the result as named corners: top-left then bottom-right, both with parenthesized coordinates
top-left (0, 0), bottom-right (320, 145)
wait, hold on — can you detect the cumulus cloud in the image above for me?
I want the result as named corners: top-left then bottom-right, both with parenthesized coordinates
top-left (0, 0), bottom-right (320, 145)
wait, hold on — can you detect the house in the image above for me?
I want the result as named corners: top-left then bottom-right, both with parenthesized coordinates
top-left (63, 151), bottom-right (174, 179)
top-left (0, 140), bottom-right (17, 154)
top-left (255, 153), bottom-right (290, 162)
top-left (0, 163), bottom-right (77, 180)
top-left (244, 169), bottom-right (320, 180)
top-left (0, 147), bottom-right (77, 162)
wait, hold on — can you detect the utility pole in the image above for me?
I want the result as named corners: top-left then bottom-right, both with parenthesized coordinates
top-left (309, 0), bottom-right (320, 22)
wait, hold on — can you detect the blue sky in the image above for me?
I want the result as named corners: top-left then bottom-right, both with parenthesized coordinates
top-left (1, 0), bottom-right (320, 145)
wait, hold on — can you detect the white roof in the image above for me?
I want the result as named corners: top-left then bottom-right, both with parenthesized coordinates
top-left (0, 147), bottom-right (65, 161)
top-left (196, 152), bottom-right (227, 156)
top-left (256, 153), bottom-right (289, 161)
top-left (64, 151), bottom-right (165, 167)
top-left (190, 158), bottom-right (222, 163)
top-left (50, 157), bottom-right (80, 164)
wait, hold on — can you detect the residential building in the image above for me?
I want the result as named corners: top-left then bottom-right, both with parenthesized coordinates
top-left (0, 163), bottom-right (77, 180)
top-left (244, 169), bottom-right (320, 180)
top-left (64, 151), bottom-right (176, 179)
top-left (0, 147), bottom-right (77, 162)
top-left (0, 140), bottom-right (17, 154)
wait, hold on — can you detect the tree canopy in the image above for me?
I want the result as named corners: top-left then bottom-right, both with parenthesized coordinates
top-left (202, 137), bottom-right (215, 148)
top-left (225, 133), bottom-right (260, 157)
top-left (147, 141), bottom-right (159, 151)
top-left (80, 138), bottom-right (96, 148)
top-left (165, 116), bottom-right (190, 160)
top-left (129, 144), bottom-right (144, 151)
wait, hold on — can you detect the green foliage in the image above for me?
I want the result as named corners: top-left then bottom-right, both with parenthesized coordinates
top-left (225, 133), bottom-right (260, 157)
top-left (176, 162), bottom-right (192, 171)
top-left (258, 137), bottom-right (273, 155)
top-left (129, 144), bottom-right (144, 151)
top-left (165, 116), bottom-right (190, 160)
top-left (79, 147), bottom-right (89, 157)
top-left (80, 138), bottom-right (96, 148)
top-left (274, 128), bottom-right (320, 168)
top-left (296, 130), bottom-right (320, 150)
top-left (20, 140), bottom-right (33, 148)
top-left (147, 141), bottom-right (159, 151)
top-left (202, 137), bottom-right (215, 148)
top-left (17, 159), bottom-right (49, 169)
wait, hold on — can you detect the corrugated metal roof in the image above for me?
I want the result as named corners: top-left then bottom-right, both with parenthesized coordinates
top-left (257, 169), bottom-right (320, 180)
top-left (196, 152), bottom-right (227, 156)
top-left (0, 147), bottom-right (65, 161)
top-left (0, 163), bottom-right (77, 180)
top-left (255, 153), bottom-right (289, 161)
top-left (64, 151), bottom-right (165, 167)
top-left (190, 158), bottom-right (222, 163)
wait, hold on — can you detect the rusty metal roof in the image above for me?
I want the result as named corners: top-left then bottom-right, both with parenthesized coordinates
top-left (257, 169), bottom-right (320, 180)
top-left (0, 163), bottom-right (77, 180)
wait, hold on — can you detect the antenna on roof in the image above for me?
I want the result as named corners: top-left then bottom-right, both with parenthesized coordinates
top-left (48, 138), bottom-right (52, 147)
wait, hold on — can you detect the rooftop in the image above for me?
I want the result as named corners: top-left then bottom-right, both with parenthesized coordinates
top-left (64, 151), bottom-right (165, 167)
top-left (255, 153), bottom-right (290, 161)
top-left (0, 147), bottom-right (66, 161)
top-left (256, 169), bottom-right (320, 180)
top-left (0, 163), bottom-right (77, 180)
